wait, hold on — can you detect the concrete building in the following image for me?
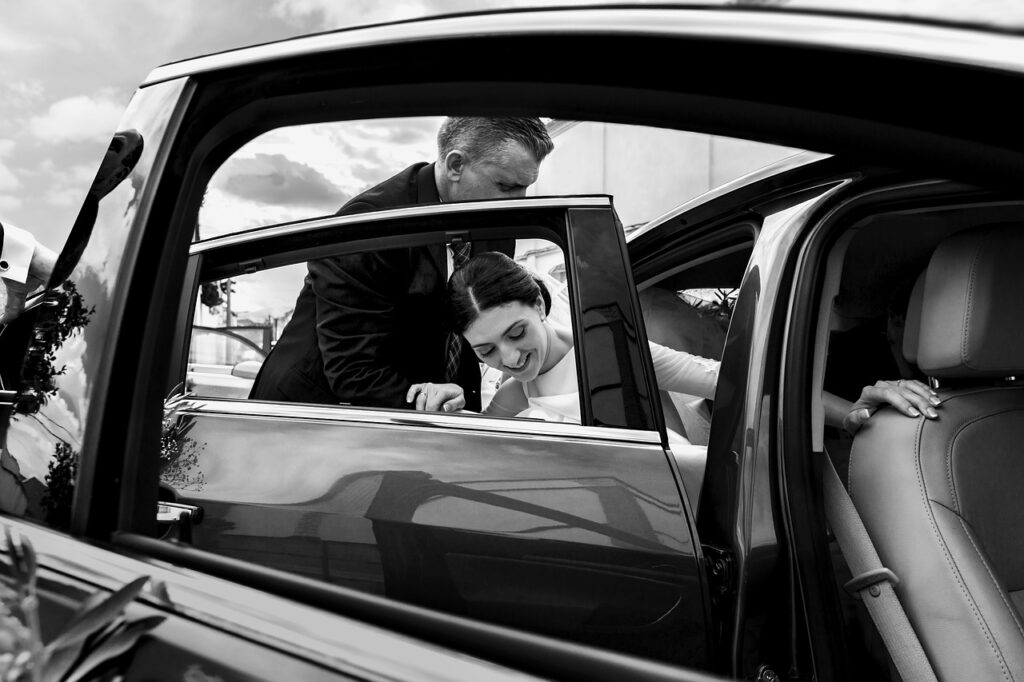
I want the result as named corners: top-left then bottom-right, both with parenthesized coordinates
top-left (517, 120), bottom-right (802, 278)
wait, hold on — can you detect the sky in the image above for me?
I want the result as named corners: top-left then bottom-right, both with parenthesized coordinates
top-left (2, 0), bottom-right (1020, 252)
top-left (0, 0), bottom-right (567, 249)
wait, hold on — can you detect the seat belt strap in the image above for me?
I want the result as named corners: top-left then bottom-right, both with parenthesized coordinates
top-left (822, 454), bottom-right (938, 682)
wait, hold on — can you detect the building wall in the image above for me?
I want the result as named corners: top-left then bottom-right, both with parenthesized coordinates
top-left (521, 121), bottom-right (801, 277)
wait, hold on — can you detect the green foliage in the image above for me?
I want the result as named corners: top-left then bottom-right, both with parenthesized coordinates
top-left (199, 280), bottom-right (233, 313)
top-left (680, 287), bottom-right (737, 334)
top-left (199, 282), bottom-right (223, 311)
top-left (14, 282), bottom-right (93, 417)
top-left (159, 417), bottom-right (205, 492)
top-left (40, 444), bottom-right (78, 531)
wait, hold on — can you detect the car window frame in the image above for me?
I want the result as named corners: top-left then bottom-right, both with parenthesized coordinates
top-left (172, 196), bottom-right (659, 433)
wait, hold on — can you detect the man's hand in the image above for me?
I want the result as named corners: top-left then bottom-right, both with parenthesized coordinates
top-left (406, 382), bottom-right (466, 413)
top-left (843, 378), bottom-right (941, 435)
top-left (1, 242), bottom-right (57, 326)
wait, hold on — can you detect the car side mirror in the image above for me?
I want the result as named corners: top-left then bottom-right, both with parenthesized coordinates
top-left (231, 359), bottom-right (262, 380)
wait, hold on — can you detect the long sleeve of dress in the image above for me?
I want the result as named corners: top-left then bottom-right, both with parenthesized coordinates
top-left (649, 341), bottom-right (720, 399)
top-left (537, 274), bottom-right (720, 400)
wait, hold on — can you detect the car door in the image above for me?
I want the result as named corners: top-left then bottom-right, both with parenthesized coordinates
top-left (0, 98), bottom-right (560, 680)
top-left (627, 153), bottom-right (874, 679)
top-left (161, 196), bottom-right (711, 668)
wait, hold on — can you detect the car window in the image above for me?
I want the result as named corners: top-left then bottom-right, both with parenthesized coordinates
top-left (181, 238), bottom-right (571, 410)
top-left (637, 245), bottom-right (749, 442)
top-left (187, 327), bottom-right (268, 399)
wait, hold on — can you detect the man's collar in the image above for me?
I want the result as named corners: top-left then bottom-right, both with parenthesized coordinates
top-left (416, 162), bottom-right (441, 205)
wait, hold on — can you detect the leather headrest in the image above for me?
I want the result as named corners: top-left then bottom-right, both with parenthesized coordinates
top-left (918, 224), bottom-right (1024, 378)
top-left (902, 271), bottom-right (926, 365)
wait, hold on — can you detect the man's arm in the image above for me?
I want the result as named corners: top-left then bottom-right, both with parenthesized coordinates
top-left (310, 246), bottom-right (419, 408)
top-left (0, 222), bottom-right (57, 325)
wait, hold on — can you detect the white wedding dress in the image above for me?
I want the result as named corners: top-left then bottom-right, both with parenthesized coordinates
top-left (517, 340), bottom-right (719, 440)
top-left (508, 274), bottom-right (721, 444)
top-left (480, 272), bottom-right (715, 506)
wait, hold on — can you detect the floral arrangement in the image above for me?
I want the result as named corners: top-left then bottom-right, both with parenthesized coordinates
top-left (1, 527), bottom-right (163, 682)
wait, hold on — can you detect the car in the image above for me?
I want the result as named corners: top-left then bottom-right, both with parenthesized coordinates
top-left (3, 5), bottom-right (1024, 681)
top-left (186, 325), bottom-right (267, 398)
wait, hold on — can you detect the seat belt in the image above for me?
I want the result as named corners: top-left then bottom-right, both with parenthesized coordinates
top-left (822, 453), bottom-right (938, 682)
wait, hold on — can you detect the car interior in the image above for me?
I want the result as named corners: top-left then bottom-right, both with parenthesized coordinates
top-left (633, 230), bottom-right (755, 508)
top-left (812, 197), bottom-right (1024, 679)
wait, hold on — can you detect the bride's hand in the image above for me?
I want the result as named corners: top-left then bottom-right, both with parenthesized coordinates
top-left (406, 382), bottom-right (466, 412)
top-left (843, 378), bottom-right (940, 434)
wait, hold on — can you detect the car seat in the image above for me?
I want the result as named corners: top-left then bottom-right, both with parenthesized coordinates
top-left (847, 223), bottom-right (1024, 679)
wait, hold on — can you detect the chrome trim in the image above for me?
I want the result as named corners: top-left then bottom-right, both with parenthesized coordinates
top-left (144, 9), bottom-right (1024, 86)
top-left (169, 396), bottom-right (663, 446)
top-left (629, 150), bottom-right (831, 242)
top-left (0, 518), bottom-right (543, 682)
top-left (190, 195), bottom-right (611, 254)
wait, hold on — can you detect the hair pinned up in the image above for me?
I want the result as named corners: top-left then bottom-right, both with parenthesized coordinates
top-left (448, 251), bottom-right (551, 334)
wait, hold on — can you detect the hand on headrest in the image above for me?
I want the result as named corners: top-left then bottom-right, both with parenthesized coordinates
top-left (842, 378), bottom-right (941, 435)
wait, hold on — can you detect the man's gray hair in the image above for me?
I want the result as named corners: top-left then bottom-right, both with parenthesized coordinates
top-left (437, 117), bottom-right (554, 164)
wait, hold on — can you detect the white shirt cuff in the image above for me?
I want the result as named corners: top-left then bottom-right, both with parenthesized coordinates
top-left (0, 222), bottom-right (35, 284)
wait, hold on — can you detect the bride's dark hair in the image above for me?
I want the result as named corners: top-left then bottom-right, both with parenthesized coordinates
top-left (448, 251), bottom-right (552, 334)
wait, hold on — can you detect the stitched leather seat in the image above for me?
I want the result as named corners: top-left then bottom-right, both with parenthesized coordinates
top-left (848, 224), bottom-right (1024, 680)
top-left (901, 271), bottom-right (925, 368)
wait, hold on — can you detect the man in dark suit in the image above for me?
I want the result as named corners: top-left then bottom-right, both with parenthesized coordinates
top-left (249, 117), bottom-right (554, 412)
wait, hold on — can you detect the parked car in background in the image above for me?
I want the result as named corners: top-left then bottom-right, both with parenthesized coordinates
top-left (186, 325), bottom-right (266, 398)
top-left (4, 5), bottom-right (1024, 681)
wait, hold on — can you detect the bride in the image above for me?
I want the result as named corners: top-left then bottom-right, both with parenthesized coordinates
top-left (407, 251), bottom-right (940, 437)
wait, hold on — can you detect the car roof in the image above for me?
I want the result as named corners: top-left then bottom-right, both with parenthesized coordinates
top-left (142, 5), bottom-right (1024, 86)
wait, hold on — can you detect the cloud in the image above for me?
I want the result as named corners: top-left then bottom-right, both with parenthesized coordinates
top-left (46, 187), bottom-right (86, 208)
top-left (351, 163), bottom-right (388, 186)
top-left (1, 80), bottom-right (45, 111)
top-left (0, 26), bottom-right (42, 53)
top-left (28, 93), bottom-right (126, 143)
top-left (388, 126), bottom-right (433, 146)
top-left (0, 163), bottom-right (20, 193)
top-left (7, 80), bottom-right (44, 99)
top-left (0, 142), bottom-right (19, 192)
top-left (270, 0), bottom-right (413, 26)
top-left (0, 196), bottom-right (22, 212)
top-left (213, 153), bottom-right (348, 209)
top-left (268, 0), bottom-right (570, 28)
